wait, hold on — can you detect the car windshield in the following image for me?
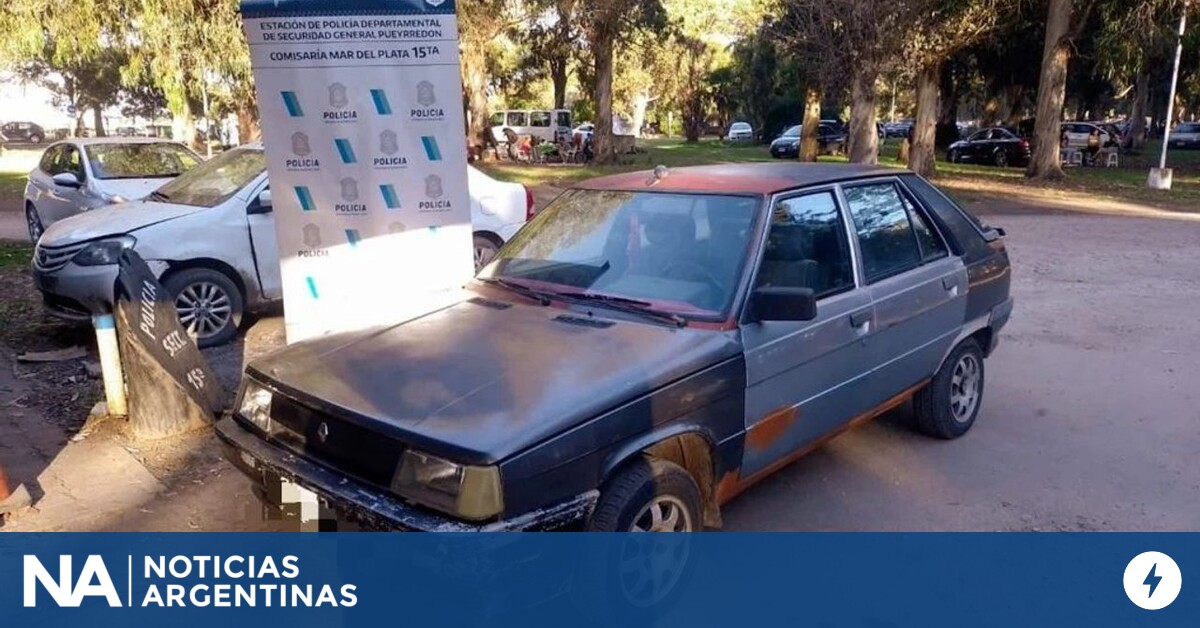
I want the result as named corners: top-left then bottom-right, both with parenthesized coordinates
top-left (480, 189), bottom-right (760, 319)
top-left (151, 148), bottom-right (266, 208)
top-left (732, 123), bottom-right (750, 131)
top-left (86, 142), bottom-right (200, 179)
top-left (782, 126), bottom-right (801, 138)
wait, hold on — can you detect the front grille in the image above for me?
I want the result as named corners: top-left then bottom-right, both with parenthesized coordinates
top-left (269, 395), bottom-right (407, 489)
top-left (34, 242), bottom-right (87, 272)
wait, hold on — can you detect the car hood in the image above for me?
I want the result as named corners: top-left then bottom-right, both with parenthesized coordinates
top-left (93, 178), bottom-right (173, 200)
top-left (248, 297), bottom-right (742, 465)
top-left (771, 137), bottom-right (799, 147)
top-left (39, 200), bottom-right (207, 246)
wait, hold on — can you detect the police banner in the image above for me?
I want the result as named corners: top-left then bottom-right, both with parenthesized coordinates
top-left (3, 534), bottom-right (1196, 627)
top-left (240, 0), bottom-right (473, 343)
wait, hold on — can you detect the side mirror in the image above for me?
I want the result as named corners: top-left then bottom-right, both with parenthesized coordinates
top-left (247, 189), bottom-right (272, 215)
top-left (52, 172), bottom-right (81, 188)
top-left (749, 287), bottom-right (817, 323)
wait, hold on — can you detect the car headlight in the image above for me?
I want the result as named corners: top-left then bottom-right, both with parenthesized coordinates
top-left (71, 236), bottom-right (135, 266)
top-left (236, 380), bottom-right (274, 433)
top-left (391, 449), bottom-right (503, 521)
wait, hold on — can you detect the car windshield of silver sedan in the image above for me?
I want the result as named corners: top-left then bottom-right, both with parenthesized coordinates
top-left (150, 148), bottom-right (266, 208)
top-left (86, 142), bottom-right (200, 179)
top-left (478, 189), bottom-right (759, 320)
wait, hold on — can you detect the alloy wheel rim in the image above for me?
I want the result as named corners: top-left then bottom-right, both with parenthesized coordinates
top-left (175, 281), bottom-right (232, 340)
top-left (630, 495), bottom-right (693, 533)
top-left (619, 496), bottom-right (693, 607)
top-left (27, 210), bottom-right (41, 240)
top-left (949, 353), bottom-right (981, 423)
top-left (474, 244), bottom-right (496, 271)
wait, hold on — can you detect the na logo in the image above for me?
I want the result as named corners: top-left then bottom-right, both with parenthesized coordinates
top-left (24, 555), bottom-right (122, 607)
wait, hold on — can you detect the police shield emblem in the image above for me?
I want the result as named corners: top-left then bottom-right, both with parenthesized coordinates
top-left (291, 132), bottom-right (311, 156)
top-left (416, 81), bottom-right (436, 107)
top-left (302, 224), bottom-right (321, 248)
top-left (425, 175), bottom-right (444, 199)
top-left (329, 82), bottom-right (349, 109)
top-left (340, 177), bottom-right (359, 202)
top-left (379, 130), bottom-right (399, 155)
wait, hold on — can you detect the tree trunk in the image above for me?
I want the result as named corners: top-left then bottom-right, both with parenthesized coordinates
top-left (936, 63), bottom-right (960, 148)
top-left (461, 50), bottom-right (492, 152)
top-left (799, 85), bottom-right (822, 162)
top-left (237, 106), bottom-right (261, 144)
top-left (909, 64), bottom-right (940, 177)
top-left (1027, 0), bottom-right (1073, 180)
top-left (171, 110), bottom-right (194, 147)
top-left (92, 106), bottom-right (106, 137)
top-left (631, 92), bottom-right (651, 139)
top-left (551, 59), bottom-right (569, 110)
top-left (593, 33), bottom-right (616, 165)
top-left (848, 68), bottom-right (879, 165)
top-left (1129, 71), bottom-right (1148, 151)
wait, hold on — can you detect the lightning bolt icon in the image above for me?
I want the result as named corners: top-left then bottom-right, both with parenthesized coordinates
top-left (1144, 563), bottom-right (1163, 598)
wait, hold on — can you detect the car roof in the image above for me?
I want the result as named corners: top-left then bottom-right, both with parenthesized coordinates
top-left (576, 163), bottom-right (897, 196)
top-left (57, 137), bottom-right (189, 146)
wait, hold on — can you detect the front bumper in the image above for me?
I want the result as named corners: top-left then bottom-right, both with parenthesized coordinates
top-left (32, 263), bottom-right (120, 321)
top-left (214, 416), bottom-right (598, 531)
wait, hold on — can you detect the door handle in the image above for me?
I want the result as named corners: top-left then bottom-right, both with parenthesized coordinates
top-left (942, 277), bottom-right (956, 290)
top-left (849, 310), bottom-right (872, 328)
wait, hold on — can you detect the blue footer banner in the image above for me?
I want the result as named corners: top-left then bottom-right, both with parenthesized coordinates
top-left (2, 533), bottom-right (1193, 626)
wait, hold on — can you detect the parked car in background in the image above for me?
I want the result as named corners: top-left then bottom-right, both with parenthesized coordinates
top-left (24, 138), bottom-right (202, 240)
top-left (727, 122), bottom-right (754, 142)
top-left (885, 120), bottom-right (914, 138)
top-left (572, 122), bottom-right (595, 143)
top-left (490, 109), bottom-right (573, 144)
top-left (215, 162), bottom-right (1012, 532)
top-left (1062, 122), bottom-right (1117, 149)
top-left (769, 123), bottom-right (848, 158)
top-left (2, 121), bottom-right (47, 144)
top-left (947, 127), bottom-right (1031, 167)
top-left (1169, 122), bottom-right (1200, 149)
top-left (32, 145), bottom-right (535, 347)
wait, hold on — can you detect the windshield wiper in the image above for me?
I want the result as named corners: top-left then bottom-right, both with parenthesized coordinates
top-left (148, 190), bottom-right (171, 202)
top-left (554, 291), bottom-right (687, 328)
top-left (476, 277), bottom-right (551, 306)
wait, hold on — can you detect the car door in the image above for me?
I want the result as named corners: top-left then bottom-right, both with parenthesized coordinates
top-left (27, 145), bottom-right (62, 209)
top-left (961, 130), bottom-right (987, 161)
top-left (1066, 123), bottom-right (1089, 148)
top-left (740, 189), bottom-right (875, 478)
top-left (245, 181), bottom-right (282, 300)
top-left (39, 144), bottom-right (89, 225)
top-left (841, 179), bottom-right (968, 406)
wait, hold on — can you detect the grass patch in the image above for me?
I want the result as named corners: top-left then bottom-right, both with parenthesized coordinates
top-left (0, 241), bottom-right (33, 268)
top-left (0, 149), bottom-right (38, 208)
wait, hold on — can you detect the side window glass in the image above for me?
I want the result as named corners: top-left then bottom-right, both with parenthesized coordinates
top-left (901, 192), bottom-right (948, 261)
top-left (556, 111), bottom-right (571, 128)
top-left (40, 147), bottom-right (61, 173)
top-left (756, 191), bottom-right (854, 299)
top-left (529, 111), bottom-right (551, 127)
top-left (62, 147), bottom-right (83, 178)
top-left (488, 112), bottom-right (505, 127)
top-left (844, 183), bottom-right (922, 283)
top-left (506, 112), bottom-right (528, 127)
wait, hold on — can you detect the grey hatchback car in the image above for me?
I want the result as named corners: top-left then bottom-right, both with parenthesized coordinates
top-left (216, 163), bottom-right (1012, 532)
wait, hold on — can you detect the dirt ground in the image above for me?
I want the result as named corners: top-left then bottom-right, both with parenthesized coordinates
top-left (1, 190), bottom-right (1198, 531)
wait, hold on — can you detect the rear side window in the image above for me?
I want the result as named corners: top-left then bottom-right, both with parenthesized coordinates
top-left (556, 111), bottom-right (571, 128)
top-left (900, 175), bottom-right (992, 260)
top-left (530, 111), bottom-right (551, 127)
top-left (506, 112), bottom-right (528, 127)
top-left (843, 183), bottom-right (921, 282)
top-left (900, 192), bottom-right (949, 262)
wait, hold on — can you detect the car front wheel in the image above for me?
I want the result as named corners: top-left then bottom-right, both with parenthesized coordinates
top-left (993, 150), bottom-right (1008, 167)
top-left (29, 134), bottom-right (43, 144)
top-left (26, 205), bottom-right (44, 242)
top-left (473, 234), bottom-right (500, 271)
top-left (587, 457), bottom-right (701, 532)
top-left (913, 338), bottom-right (985, 439)
top-left (163, 268), bottom-right (244, 348)
top-left (948, 148), bottom-right (960, 163)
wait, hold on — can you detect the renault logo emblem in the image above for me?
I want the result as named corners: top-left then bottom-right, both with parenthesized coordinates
top-left (317, 421), bottom-right (330, 443)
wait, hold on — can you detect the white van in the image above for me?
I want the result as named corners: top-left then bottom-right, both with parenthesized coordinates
top-left (489, 109), bottom-right (573, 144)
top-left (31, 145), bottom-right (534, 347)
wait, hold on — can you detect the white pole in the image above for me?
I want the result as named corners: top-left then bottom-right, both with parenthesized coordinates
top-left (93, 314), bottom-right (127, 416)
top-left (1150, 0), bottom-right (1188, 189)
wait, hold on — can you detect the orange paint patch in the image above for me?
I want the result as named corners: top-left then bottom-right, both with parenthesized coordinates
top-left (746, 406), bottom-right (799, 452)
top-left (715, 469), bottom-right (741, 506)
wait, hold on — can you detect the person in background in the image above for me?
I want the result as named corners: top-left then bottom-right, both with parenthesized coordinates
top-left (1085, 128), bottom-right (1102, 166)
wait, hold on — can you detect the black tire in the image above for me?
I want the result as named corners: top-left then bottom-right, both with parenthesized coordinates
top-left (913, 338), bottom-right (985, 439)
top-left (473, 233), bottom-right (501, 272)
top-left (29, 133), bottom-right (43, 144)
top-left (587, 457), bottom-right (702, 532)
top-left (26, 205), bottom-right (44, 242)
top-left (993, 149), bottom-right (1008, 167)
top-left (162, 267), bottom-right (244, 348)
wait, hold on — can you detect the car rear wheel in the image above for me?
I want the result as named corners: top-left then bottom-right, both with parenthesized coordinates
top-left (29, 133), bottom-right (43, 144)
top-left (993, 150), bottom-right (1008, 167)
top-left (948, 148), bottom-right (960, 164)
top-left (587, 457), bottom-right (701, 532)
top-left (163, 268), bottom-right (244, 348)
top-left (473, 234), bottom-right (500, 271)
top-left (25, 205), bottom-right (44, 242)
top-left (913, 338), bottom-right (985, 439)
